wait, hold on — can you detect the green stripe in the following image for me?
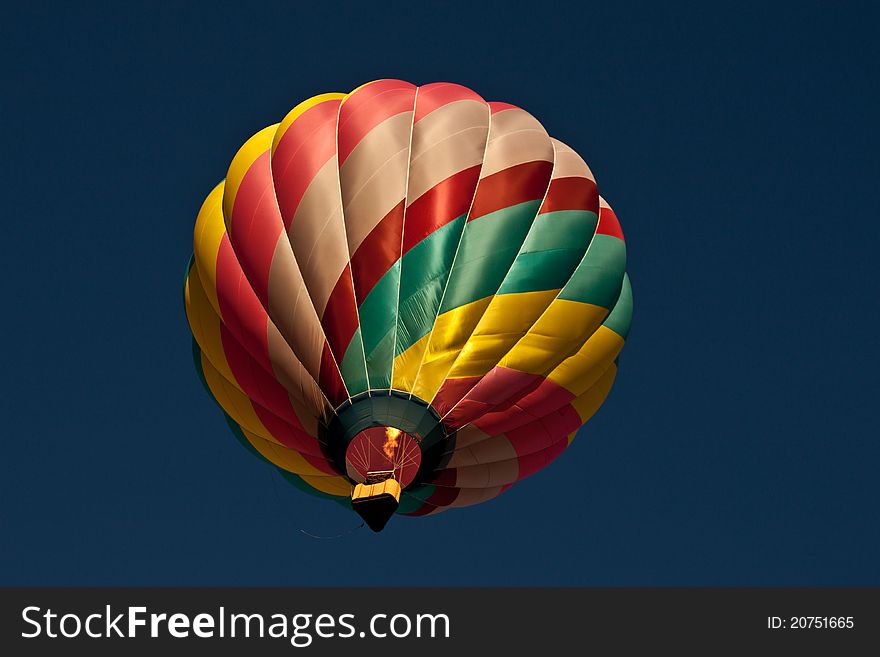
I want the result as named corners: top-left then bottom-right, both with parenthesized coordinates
top-left (557, 234), bottom-right (626, 308)
top-left (220, 388), bottom-right (348, 505)
top-left (191, 338), bottom-right (212, 396)
top-left (394, 215), bottom-right (467, 356)
top-left (358, 261), bottom-right (400, 391)
top-left (498, 209), bottom-right (597, 294)
top-left (221, 413), bottom-right (267, 462)
top-left (602, 272), bottom-right (633, 339)
top-left (339, 327), bottom-right (369, 394)
top-left (439, 200), bottom-right (540, 313)
top-left (398, 485), bottom-right (436, 514)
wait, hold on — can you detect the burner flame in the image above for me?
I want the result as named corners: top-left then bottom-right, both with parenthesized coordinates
top-left (383, 426), bottom-right (401, 460)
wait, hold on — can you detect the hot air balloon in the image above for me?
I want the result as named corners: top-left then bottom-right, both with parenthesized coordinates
top-left (183, 80), bottom-right (632, 531)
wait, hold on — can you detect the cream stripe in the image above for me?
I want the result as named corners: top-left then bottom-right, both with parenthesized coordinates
top-left (339, 111), bottom-right (413, 251)
top-left (445, 433), bottom-right (517, 468)
top-left (189, 257), bottom-right (329, 429)
top-left (267, 237), bottom-right (325, 378)
top-left (479, 109), bottom-right (553, 177)
top-left (548, 138), bottom-right (595, 181)
top-left (445, 486), bottom-right (504, 508)
top-left (266, 324), bottom-right (326, 428)
top-left (289, 156), bottom-right (348, 315)
top-left (447, 423), bottom-right (489, 450)
top-left (406, 100), bottom-right (489, 202)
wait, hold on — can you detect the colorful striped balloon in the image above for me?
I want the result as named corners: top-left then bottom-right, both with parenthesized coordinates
top-left (183, 79), bottom-right (632, 530)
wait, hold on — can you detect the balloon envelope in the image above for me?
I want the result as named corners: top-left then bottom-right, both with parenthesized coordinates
top-left (183, 80), bottom-right (632, 522)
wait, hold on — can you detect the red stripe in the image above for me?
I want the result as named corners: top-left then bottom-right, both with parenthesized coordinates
top-left (427, 468), bottom-right (457, 487)
top-left (464, 367), bottom-right (543, 405)
top-left (469, 160), bottom-right (554, 221)
top-left (318, 343), bottom-right (348, 407)
top-left (504, 416), bottom-right (553, 458)
top-left (216, 236), bottom-right (343, 453)
top-left (539, 176), bottom-right (599, 215)
top-left (418, 484), bottom-right (460, 508)
top-left (350, 200), bottom-right (404, 301)
top-left (515, 436), bottom-right (568, 480)
top-left (538, 403), bottom-right (583, 438)
top-left (403, 502), bottom-right (434, 517)
top-left (271, 100), bottom-right (340, 228)
top-left (413, 82), bottom-right (485, 123)
top-left (215, 236), bottom-right (272, 374)
top-left (473, 374), bottom-right (575, 436)
top-left (227, 151), bottom-right (280, 308)
top-left (320, 266), bottom-right (359, 360)
top-left (398, 494), bottom-right (429, 516)
top-left (252, 401), bottom-right (325, 457)
top-left (337, 80), bottom-right (416, 165)
top-left (506, 405), bottom-right (581, 459)
top-left (303, 452), bottom-right (339, 475)
top-left (447, 368), bottom-right (547, 429)
top-left (471, 400), bottom-right (537, 436)
top-left (219, 324), bottom-right (303, 430)
top-left (596, 205), bottom-right (625, 241)
top-left (442, 398), bottom-right (492, 430)
top-left (215, 239), bottom-right (342, 461)
top-left (488, 101), bottom-right (518, 114)
top-left (431, 375), bottom-right (482, 418)
top-left (402, 165), bottom-right (481, 253)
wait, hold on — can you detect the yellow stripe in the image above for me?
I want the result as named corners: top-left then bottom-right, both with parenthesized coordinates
top-left (185, 265), bottom-right (236, 385)
top-left (447, 290), bottom-right (559, 378)
top-left (190, 192), bottom-right (283, 448)
top-left (498, 299), bottom-right (608, 375)
top-left (243, 432), bottom-right (350, 496)
top-left (547, 326), bottom-right (624, 394)
top-left (193, 183), bottom-right (226, 316)
top-left (410, 296), bottom-right (493, 401)
top-left (272, 93), bottom-right (346, 154)
top-left (392, 298), bottom-right (495, 395)
top-left (245, 432), bottom-right (322, 475)
top-left (298, 473), bottom-right (353, 497)
top-left (391, 333), bottom-right (430, 393)
top-left (562, 364), bottom-right (619, 446)
top-left (222, 124), bottom-right (278, 228)
top-left (569, 362), bottom-right (618, 427)
top-left (199, 352), bottom-right (280, 445)
top-left (243, 429), bottom-right (341, 479)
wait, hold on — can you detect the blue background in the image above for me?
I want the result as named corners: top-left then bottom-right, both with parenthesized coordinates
top-left (2, 1), bottom-right (878, 585)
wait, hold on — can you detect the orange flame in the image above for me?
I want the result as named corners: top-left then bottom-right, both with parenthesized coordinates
top-left (383, 426), bottom-right (401, 460)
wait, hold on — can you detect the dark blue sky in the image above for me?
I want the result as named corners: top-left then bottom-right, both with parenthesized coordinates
top-left (2, 1), bottom-right (878, 585)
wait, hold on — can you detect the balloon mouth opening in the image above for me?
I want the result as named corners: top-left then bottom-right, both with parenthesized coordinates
top-left (344, 426), bottom-right (422, 488)
top-left (321, 390), bottom-right (456, 493)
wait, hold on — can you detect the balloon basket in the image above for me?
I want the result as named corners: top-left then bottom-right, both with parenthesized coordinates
top-left (351, 477), bottom-right (401, 532)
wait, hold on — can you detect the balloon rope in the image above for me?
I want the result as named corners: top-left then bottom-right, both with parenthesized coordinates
top-left (267, 469), bottom-right (365, 540)
top-left (298, 522), bottom-right (365, 540)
